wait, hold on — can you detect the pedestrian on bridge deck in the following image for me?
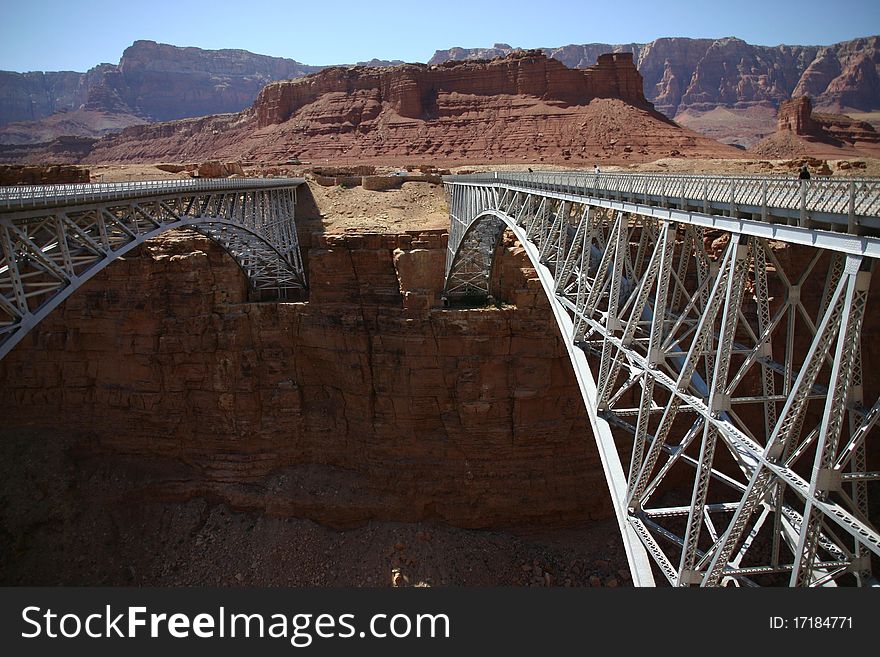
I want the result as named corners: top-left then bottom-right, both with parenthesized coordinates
top-left (798, 164), bottom-right (811, 180)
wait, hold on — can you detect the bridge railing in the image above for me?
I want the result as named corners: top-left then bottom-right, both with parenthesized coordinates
top-left (445, 171), bottom-right (880, 233)
top-left (0, 177), bottom-right (304, 211)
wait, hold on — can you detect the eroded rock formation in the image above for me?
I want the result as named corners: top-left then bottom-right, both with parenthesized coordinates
top-left (0, 40), bottom-right (323, 142)
top-left (0, 163), bottom-right (89, 185)
top-left (74, 52), bottom-right (737, 166)
top-left (256, 51), bottom-right (651, 127)
top-left (0, 135), bottom-right (97, 164)
top-left (430, 36), bottom-right (880, 116)
top-left (752, 96), bottom-right (880, 158)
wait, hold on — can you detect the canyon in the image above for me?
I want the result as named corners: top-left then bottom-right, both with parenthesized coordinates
top-left (432, 36), bottom-right (880, 116)
top-left (0, 180), bottom-right (636, 585)
top-left (432, 36), bottom-right (880, 148)
top-left (0, 198), bottom-right (607, 529)
top-left (2, 28), bottom-right (879, 590)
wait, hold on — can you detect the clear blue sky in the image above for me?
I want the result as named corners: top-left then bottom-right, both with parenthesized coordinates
top-left (1, 0), bottom-right (878, 72)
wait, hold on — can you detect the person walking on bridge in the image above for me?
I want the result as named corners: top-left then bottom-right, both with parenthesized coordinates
top-left (798, 164), bottom-right (811, 180)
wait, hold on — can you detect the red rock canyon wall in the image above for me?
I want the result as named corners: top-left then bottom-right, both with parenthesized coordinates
top-left (0, 229), bottom-right (608, 529)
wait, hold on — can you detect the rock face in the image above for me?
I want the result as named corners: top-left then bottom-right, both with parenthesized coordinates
top-left (112, 41), bottom-right (322, 122)
top-left (0, 108), bottom-right (148, 145)
top-left (752, 96), bottom-right (880, 158)
top-left (4, 36), bottom-right (877, 147)
top-left (0, 228), bottom-right (608, 529)
top-left (777, 96), bottom-right (818, 134)
top-left (77, 52), bottom-right (738, 166)
top-left (0, 40), bottom-right (323, 142)
top-left (429, 36), bottom-right (880, 116)
top-left (0, 70), bottom-right (91, 126)
top-left (255, 51), bottom-right (651, 127)
top-left (0, 135), bottom-right (97, 164)
top-left (0, 163), bottom-right (89, 184)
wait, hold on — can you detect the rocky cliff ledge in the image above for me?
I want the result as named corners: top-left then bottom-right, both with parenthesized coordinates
top-left (256, 51), bottom-right (651, 127)
top-left (0, 40), bottom-right (321, 126)
top-left (431, 36), bottom-right (880, 116)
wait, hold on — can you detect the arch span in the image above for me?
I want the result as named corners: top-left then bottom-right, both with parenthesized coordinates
top-left (446, 207), bottom-right (656, 586)
top-left (0, 179), bottom-right (306, 359)
top-left (444, 176), bottom-right (880, 587)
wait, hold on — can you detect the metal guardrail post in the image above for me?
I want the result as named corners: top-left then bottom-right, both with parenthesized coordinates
top-left (729, 179), bottom-right (736, 218)
top-left (761, 180), bottom-right (768, 222)
top-left (849, 182), bottom-right (857, 234)
top-left (799, 180), bottom-right (807, 227)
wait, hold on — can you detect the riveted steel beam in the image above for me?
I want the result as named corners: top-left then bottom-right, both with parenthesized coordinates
top-left (445, 173), bottom-right (880, 587)
top-left (0, 179), bottom-right (306, 359)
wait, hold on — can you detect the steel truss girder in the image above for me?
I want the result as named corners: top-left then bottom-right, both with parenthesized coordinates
top-left (444, 180), bottom-right (880, 587)
top-left (0, 183), bottom-right (305, 359)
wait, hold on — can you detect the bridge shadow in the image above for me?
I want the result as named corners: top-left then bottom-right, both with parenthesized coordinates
top-left (290, 180), bottom-right (328, 283)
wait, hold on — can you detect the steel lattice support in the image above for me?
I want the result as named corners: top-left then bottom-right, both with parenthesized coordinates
top-left (444, 172), bottom-right (880, 587)
top-left (0, 179), bottom-right (306, 359)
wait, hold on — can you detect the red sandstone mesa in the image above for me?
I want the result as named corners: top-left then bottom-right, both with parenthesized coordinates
top-left (5, 35), bottom-right (876, 148)
top-left (78, 51), bottom-right (737, 166)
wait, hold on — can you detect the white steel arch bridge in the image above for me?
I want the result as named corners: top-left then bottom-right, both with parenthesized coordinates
top-left (0, 178), bottom-right (306, 360)
top-left (444, 171), bottom-right (880, 587)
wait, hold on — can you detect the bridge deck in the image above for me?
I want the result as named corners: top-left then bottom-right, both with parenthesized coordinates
top-left (447, 171), bottom-right (880, 235)
top-left (0, 177), bottom-right (305, 211)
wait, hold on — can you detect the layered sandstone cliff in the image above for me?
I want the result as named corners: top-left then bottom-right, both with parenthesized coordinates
top-left (255, 51), bottom-right (651, 127)
top-left (0, 163), bottom-right (89, 185)
top-left (0, 69), bottom-right (94, 126)
top-left (430, 36), bottom-right (880, 116)
top-left (77, 52), bottom-right (737, 166)
top-left (4, 36), bottom-right (877, 150)
top-left (0, 40), bottom-right (322, 142)
top-left (0, 227), bottom-right (608, 528)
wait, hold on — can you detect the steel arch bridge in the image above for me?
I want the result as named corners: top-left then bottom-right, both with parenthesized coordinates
top-left (0, 178), bottom-right (306, 360)
top-left (444, 171), bottom-right (880, 587)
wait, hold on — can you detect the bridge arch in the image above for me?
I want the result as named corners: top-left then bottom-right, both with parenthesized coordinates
top-left (444, 173), bottom-right (880, 587)
top-left (445, 206), bottom-right (656, 585)
top-left (0, 179), bottom-right (306, 359)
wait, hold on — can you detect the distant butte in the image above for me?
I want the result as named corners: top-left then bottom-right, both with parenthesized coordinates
top-left (751, 96), bottom-right (880, 159)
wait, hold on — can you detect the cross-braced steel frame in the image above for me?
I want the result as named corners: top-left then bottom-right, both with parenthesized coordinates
top-left (444, 171), bottom-right (880, 587)
top-left (0, 178), bottom-right (306, 359)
